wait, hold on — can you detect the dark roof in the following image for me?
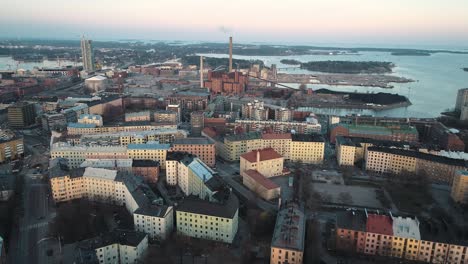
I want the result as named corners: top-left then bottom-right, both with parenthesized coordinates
top-left (368, 146), bottom-right (468, 167)
top-left (173, 137), bottom-right (213, 145)
top-left (336, 136), bottom-right (408, 148)
top-left (166, 151), bottom-right (195, 161)
top-left (76, 229), bottom-right (146, 249)
top-left (291, 133), bottom-right (324, 142)
top-left (176, 194), bottom-right (239, 219)
top-left (134, 205), bottom-right (170, 217)
top-left (132, 160), bottom-right (160, 167)
top-left (336, 211), bottom-right (367, 231)
top-left (85, 95), bottom-right (121, 107)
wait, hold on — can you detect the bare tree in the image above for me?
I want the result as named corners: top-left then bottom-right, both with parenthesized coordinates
top-left (337, 192), bottom-right (353, 205)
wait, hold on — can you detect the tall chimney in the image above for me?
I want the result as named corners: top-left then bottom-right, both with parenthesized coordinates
top-left (200, 56), bottom-right (204, 88)
top-left (229, 36), bottom-right (233, 72)
top-left (256, 150), bottom-right (260, 163)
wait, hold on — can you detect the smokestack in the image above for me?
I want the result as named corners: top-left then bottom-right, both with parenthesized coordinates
top-left (229, 36), bottom-right (233, 72)
top-left (200, 56), bottom-right (204, 88)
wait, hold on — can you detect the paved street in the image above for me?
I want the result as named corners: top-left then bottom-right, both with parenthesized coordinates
top-left (8, 134), bottom-right (59, 264)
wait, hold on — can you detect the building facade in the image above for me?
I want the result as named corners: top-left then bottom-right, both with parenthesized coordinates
top-left (451, 170), bottom-right (468, 204)
top-left (8, 102), bottom-right (36, 128)
top-left (171, 138), bottom-right (215, 167)
top-left (81, 37), bottom-right (95, 72)
top-left (270, 202), bottom-right (305, 264)
top-left (240, 148), bottom-right (284, 178)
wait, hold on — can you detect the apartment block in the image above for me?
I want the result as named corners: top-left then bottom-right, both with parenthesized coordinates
top-left (235, 119), bottom-right (321, 134)
top-left (75, 129), bottom-right (187, 145)
top-left (270, 202), bottom-right (305, 264)
top-left (0, 131), bottom-right (24, 162)
top-left (8, 102), bottom-right (36, 128)
top-left (365, 147), bottom-right (467, 184)
top-left (154, 110), bottom-right (178, 125)
top-left (49, 163), bottom-right (173, 241)
top-left (64, 229), bottom-right (148, 264)
top-left (242, 169), bottom-right (280, 200)
top-left (451, 170), bottom-right (468, 204)
top-left (176, 194), bottom-right (239, 244)
top-left (336, 210), bottom-right (468, 264)
top-left (330, 124), bottom-right (418, 144)
top-left (125, 111), bottom-right (151, 122)
top-left (240, 148), bottom-right (284, 178)
top-left (171, 137), bottom-right (215, 167)
top-left (217, 132), bottom-right (325, 163)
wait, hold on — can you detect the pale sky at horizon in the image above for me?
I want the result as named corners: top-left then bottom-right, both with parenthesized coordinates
top-left (1, 0), bottom-right (468, 47)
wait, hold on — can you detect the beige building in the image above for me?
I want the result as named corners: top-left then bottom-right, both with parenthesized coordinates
top-left (243, 169), bottom-right (280, 200)
top-left (154, 110), bottom-right (178, 125)
top-left (66, 229), bottom-right (148, 264)
top-left (74, 129), bottom-right (187, 145)
top-left (171, 138), bottom-right (215, 167)
top-left (67, 122), bottom-right (180, 135)
top-left (365, 147), bottom-right (467, 184)
top-left (335, 210), bottom-right (468, 264)
top-left (125, 111), bottom-right (151, 122)
top-left (218, 132), bottom-right (324, 164)
top-left (0, 131), bottom-right (24, 162)
top-left (270, 202), bottom-right (305, 264)
top-left (240, 148), bottom-right (284, 178)
top-left (49, 163), bottom-right (173, 241)
top-left (176, 194), bottom-right (239, 244)
top-left (451, 170), bottom-right (468, 204)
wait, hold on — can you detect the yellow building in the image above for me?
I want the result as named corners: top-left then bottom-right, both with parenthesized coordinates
top-left (270, 202), bottom-right (305, 264)
top-left (176, 194), bottom-right (239, 244)
top-left (49, 163), bottom-right (174, 241)
top-left (451, 170), bottom-right (468, 204)
top-left (290, 134), bottom-right (325, 164)
top-left (126, 143), bottom-right (170, 167)
top-left (242, 170), bottom-right (280, 200)
top-left (240, 148), bottom-right (284, 178)
top-left (218, 132), bottom-right (324, 164)
top-left (365, 147), bottom-right (466, 184)
top-left (0, 132), bottom-right (24, 163)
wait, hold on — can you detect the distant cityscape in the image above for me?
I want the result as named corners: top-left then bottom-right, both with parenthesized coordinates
top-left (0, 32), bottom-right (467, 264)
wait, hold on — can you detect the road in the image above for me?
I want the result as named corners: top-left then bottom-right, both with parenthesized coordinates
top-left (8, 133), bottom-right (60, 264)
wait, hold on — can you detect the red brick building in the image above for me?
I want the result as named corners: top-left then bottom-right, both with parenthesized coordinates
top-left (204, 71), bottom-right (248, 95)
top-left (171, 138), bottom-right (216, 167)
top-left (132, 160), bottom-right (160, 183)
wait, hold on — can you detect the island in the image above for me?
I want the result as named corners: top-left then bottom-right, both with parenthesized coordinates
top-left (280, 59), bottom-right (301, 65)
top-left (391, 51), bottom-right (431, 56)
top-left (300, 61), bottom-right (394, 74)
top-left (183, 56), bottom-right (264, 69)
top-left (463, 68), bottom-right (468, 72)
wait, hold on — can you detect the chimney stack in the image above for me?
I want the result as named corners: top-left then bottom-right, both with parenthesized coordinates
top-left (200, 56), bottom-right (204, 88)
top-left (229, 36), bottom-right (233, 72)
top-left (256, 150), bottom-right (260, 163)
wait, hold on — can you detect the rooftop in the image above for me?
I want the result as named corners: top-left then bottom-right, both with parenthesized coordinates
top-left (225, 132), bottom-right (262, 142)
top-left (134, 205), bottom-right (171, 218)
top-left (127, 143), bottom-right (171, 150)
top-left (240, 148), bottom-right (283, 163)
top-left (83, 167), bottom-right (118, 181)
top-left (176, 194), bottom-right (239, 219)
top-left (261, 133), bottom-right (292, 140)
top-left (188, 158), bottom-right (215, 182)
top-left (392, 215), bottom-right (421, 240)
top-left (79, 114), bottom-right (102, 120)
top-left (173, 137), bottom-right (213, 145)
top-left (80, 159), bottom-right (133, 168)
top-left (368, 146), bottom-right (468, 167)
top-left (336, 210), bottom-right (367, 231)
top-left (244, 170), bottom-right (280, 190)
top-left (85, 75), bottom-right (107, 81)
top-left (68, 123), bottom-right (97, 129)
top-left (366, 214), bottom-right (393, 235)
top-left (271, 202), bottom-right (305, 251)
top-left (337, 123), bottom-right (418, 136)
top-left (291, 133), bottom-right (325, 142)
top-left (336, 136), bottom-right (409, 148)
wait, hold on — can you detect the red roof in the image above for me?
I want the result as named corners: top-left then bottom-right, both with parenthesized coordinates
top-left (240, 148), bottom-right (283, 163)
top-left (244, 170), bottom-right (280, 190)
top-left (261, 133), bottom-right (292, 140)
top-left (366, 214), bottom-right (393, 235)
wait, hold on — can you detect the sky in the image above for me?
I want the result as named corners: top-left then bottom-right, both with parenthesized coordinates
top-left (1, 0), bottom-right (468, 48)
